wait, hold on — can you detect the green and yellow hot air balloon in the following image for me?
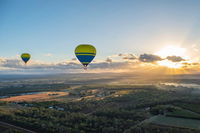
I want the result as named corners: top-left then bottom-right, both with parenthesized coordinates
top-left (21, 53), bottom-right (31, 64)
top-left (75, 44), bottom-right (96, 69)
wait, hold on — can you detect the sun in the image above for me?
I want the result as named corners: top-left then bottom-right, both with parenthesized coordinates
top-left (155, 45), bottom-right (188, 68)
top-left (155, 45), bottom-right (186, 58)
top-left (157, 60), bottom-right (183, 68)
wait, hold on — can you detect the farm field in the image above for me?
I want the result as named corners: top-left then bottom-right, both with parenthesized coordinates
top-left (0, 92), bottom-right (69, 102)
top-left (147, 115), bottom-right (200, 130)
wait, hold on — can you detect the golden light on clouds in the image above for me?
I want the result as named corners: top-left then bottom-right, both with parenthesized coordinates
top-left (155, 45), bottom-right (188, 69)
top-left (157, 60), bottom-right (183, 69)
top-left (155, 45), bottom-right (186, 58)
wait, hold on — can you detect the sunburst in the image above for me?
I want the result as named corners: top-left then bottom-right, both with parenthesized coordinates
top-left (155, 45), bottom-right (188, 68)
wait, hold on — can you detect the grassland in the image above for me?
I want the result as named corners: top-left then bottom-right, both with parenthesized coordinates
top-left (166, 108), bottom-right (200, 119)
top-left (147, 115), bottom-right (200, 130)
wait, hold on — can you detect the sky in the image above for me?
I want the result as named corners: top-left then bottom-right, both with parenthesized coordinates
top-left (1, 0), bottom-right (200, 74)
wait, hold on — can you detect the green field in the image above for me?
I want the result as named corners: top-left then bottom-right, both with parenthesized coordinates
top-left (166, 109), bottom-right (200, 119)
top-left (147, 115), bottom-right (200, 130)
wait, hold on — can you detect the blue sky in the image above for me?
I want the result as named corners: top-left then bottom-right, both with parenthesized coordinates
top-left (1, 0), bottom-right (200, 63)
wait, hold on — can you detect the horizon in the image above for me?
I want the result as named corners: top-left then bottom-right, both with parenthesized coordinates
top-left (1, 0), bottom-right (200, 74)
top-left (1, 1), bottom-right (200, 133)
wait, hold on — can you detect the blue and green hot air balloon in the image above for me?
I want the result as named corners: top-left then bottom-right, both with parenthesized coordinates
top-left (21, 53), bottom-right (31, 64)
top-left (75, 44), bottom-right (96, 69)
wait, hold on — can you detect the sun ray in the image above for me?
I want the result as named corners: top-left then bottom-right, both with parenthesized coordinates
top-left (155, 45), bottom-right (189, 69)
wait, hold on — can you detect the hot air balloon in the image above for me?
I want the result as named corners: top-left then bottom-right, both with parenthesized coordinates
top-left (75, 44), bottom-right (96, 69)
top-left (21, 53), bottom-right (31, 64)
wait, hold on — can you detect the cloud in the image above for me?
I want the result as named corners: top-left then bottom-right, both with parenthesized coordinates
top-left (139, 54), bottom-right (163, 62)
top-left (0, 58), bottom-right (22, 69)
top-left (182, 62), bottom-right (200, 66)
top-left (120, 54), bottom-right (137, 60)
top-left (106, 58), bottom-right (112, 63)
top-left (192, 62), bottom-right (200, 65)
top-left (0, 58), bottom-right (82, 74)
top-left (118, 54), bottom-right (123, 56)
top-left (71, 58), bottom-right (77, 61)
top-left (89, 61), bottom-right (134, 70)
top-left (1, 51), bottom-right (200, 74)
top-left (0, 56), bottom-right (139, 74)
top-left (166, 56), bottom-right (185, 62)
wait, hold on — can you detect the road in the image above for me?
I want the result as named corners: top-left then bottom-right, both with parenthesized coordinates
top-left (0, 121), bottom-right (37, 133)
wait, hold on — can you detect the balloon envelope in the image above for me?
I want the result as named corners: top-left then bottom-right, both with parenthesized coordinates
top-left (75, 44), bottom-right (96, 67)
top-left (21, 53), bottom-right (31, 64)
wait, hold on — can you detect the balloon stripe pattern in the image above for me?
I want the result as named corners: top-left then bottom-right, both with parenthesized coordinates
top-left (21, 53), bottom-right (31, 64)
top-left (75, 44), bottom-right (96, 67)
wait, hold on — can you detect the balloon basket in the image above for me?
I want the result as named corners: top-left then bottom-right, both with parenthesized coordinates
top-left (83, 66), bottom-right (87, 70)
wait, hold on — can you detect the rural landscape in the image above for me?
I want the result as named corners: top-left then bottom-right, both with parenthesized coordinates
top-left (1, 0), bottom-right (200, 132)
top-left (0, 73), bottom-right (200, 133)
